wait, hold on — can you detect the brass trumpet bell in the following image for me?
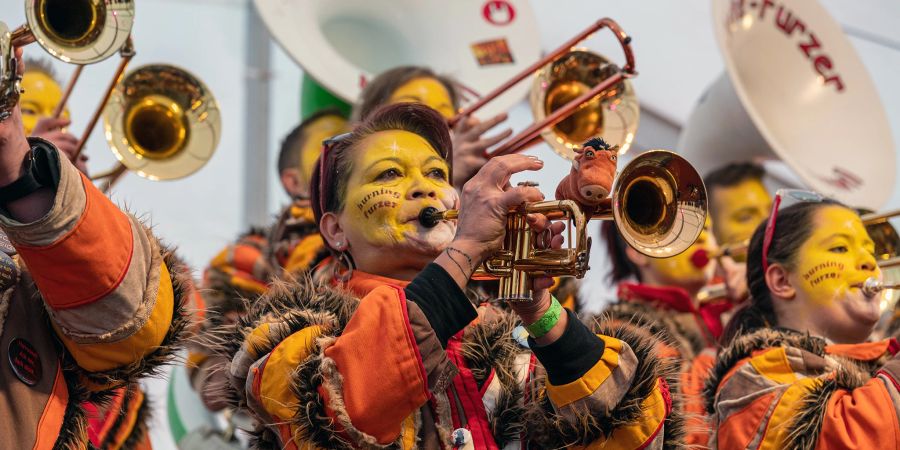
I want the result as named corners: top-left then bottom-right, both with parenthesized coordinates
top-left (609, 150), bottom-right (707, 258)
top-left (531, 50), bottom-right (639, 160)
top-left (103, 65), bottom-right (221, 181)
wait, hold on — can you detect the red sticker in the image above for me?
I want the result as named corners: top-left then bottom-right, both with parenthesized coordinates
top-left (9, 338), bottom-right (41, 386)
top-left (482, 0), bottom-right (516, 26)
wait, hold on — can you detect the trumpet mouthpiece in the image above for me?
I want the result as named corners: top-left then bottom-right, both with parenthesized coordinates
top-left (419, 207), bottom-right (441, 228)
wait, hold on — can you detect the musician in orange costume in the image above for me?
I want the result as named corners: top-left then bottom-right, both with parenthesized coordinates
top-left (708, 191), bottom-right (900, 449)
top-left (598, 219), bottom-right (722, 447)
top-left (0, 49), bottom-right (189, 449)
top-left (207, 103), bottom-right (681, 449)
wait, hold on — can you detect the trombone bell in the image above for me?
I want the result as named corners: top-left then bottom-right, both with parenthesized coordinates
top-left (532, 50), bottom-right (639, 160)
top-left (103, 64), bottom-right (220, 181)
top-left (124, 94), bottom-right (190, 160)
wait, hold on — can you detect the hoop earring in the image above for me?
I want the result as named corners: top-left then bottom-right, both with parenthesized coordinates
top-left (335, 251), bottom-right (355, 282)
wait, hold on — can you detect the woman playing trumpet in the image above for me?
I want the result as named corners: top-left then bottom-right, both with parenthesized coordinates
top-left (207, 103), bottom-right (679, 449)
top-left (708, 190), bottom-right (900, 449)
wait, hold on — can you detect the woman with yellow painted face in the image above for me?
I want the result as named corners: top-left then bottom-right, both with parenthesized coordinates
top-left (598, 219), bottom-right (723, 447)
top-left (708, 191), bottom-right (900, 450)
top-left (20, 59), bottom-right (88, 174)
top-left (355, 66), bottom-right (513, 190)
top-left (207, 103), bottom-right (680, 449)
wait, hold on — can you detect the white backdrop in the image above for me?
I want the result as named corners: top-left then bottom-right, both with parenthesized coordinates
top-left (1, 1), bottom-right (899, 448)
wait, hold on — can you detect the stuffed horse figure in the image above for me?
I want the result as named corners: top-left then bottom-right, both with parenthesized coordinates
top-left (555, 137), bottom-right (619, 208)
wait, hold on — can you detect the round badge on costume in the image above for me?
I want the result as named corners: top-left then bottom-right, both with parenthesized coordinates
top-left (8, 338), bottom-right (41, 386)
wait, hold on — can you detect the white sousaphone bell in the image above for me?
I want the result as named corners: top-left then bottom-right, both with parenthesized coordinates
top-left (253, 0), bottom-right (541, 119)
top-left (678, 0), bottom-right (895, 210)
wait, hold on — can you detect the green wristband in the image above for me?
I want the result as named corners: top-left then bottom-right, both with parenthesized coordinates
top-left (525, 296), bottom-right (563, 339)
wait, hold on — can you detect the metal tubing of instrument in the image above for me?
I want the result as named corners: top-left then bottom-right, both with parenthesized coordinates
top-left (878, 256), bottom-right (900, 269)
top-left (52, 65), bottom-right (83, 118)
top-left (98, 163), bottom-right (128, 193)
top-left (863, 209), bottom-right (900, 224)
top-left (487, 71), bottom-right (628, 157)
top-left (10, 25), bottom-right (36, 47)
top-left (73, 38), bottom-right (135, 159)
top-left (449, 18), bottom-right (635, 127)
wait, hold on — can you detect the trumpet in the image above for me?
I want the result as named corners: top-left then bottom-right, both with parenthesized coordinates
top-left (419, 150), bottom-right (707, 302)
top-left (0, 0), bottom-right (135, 122)
top-left (451, 18), bottom-right (638, 160)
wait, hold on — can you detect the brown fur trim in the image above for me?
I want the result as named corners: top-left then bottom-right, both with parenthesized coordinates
top-left (599, 301), bottom-right (704, 360)
top-left (459, 309), bottom-right (529, 447)
top-left (54, 361), bottom-right (94, 450)
top-left (783, 353), bottom-right (874, 450)
top-left (201, 275), bottom-right (362, 447)
top-left (97, 384), bottom-right (151, 450)
top-left (73, 247), bottom-right (192, 390)
top-left (523, 319), bottom-right (685, 449)
top-left (704, 328), bottom-right (826, 414)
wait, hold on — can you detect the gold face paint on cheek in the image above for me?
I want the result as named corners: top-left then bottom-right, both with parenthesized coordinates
top-left (340, 130), bottom-right (453, 248)
top-left (20, 72), bottom-right (64, 135)
top-left (794, 207), bottom-right (875, 306)
top-left (712, 180), bottom-right (772, 245)
top-left (649, 226), bottom-right (714, 283)
top-left (388, 77), bottom-right (455, 119)
top-left (298, 116), bottom-right (348, 184)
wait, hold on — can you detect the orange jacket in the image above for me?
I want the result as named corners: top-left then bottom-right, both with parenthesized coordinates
top-left (707, 328), bottom-right (900, 449)
top-left (208, 270), bottom-right (679, 449)
top-left (0, 139), bottom-right (188, 449)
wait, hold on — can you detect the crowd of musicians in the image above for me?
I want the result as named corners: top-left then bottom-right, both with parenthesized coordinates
top-left (2, 40), bottom-right (900, 450)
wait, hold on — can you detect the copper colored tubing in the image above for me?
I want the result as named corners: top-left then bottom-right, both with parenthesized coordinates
top-left (52, 65), bottom-right (83, 118)
top-left (73, 42), bottom-right (134, 159)
top-left (487, 71), bottom-right (627, 157)
top-left (99, 163), bottom-right (128, 193)
top-left (449, 18), bottom-right (635, 128)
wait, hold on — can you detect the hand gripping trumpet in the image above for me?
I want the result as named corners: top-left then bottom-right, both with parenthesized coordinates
top-left (419, 149), bottom-right (708, 302)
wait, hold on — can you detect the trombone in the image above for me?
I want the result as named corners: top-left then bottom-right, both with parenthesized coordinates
top-left (0, 0), bottom-right (135, 123)
top-left (862, 209), bottom-right (900, 269)
top-left (93, 64), bottom-right (221, 192)
top-left (419, 150), bottom-right (707, 302)
top-left (450, 18), bottom-right (639, 160)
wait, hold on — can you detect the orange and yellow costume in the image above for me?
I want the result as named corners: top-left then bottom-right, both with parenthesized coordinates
top-left (706, 328), bottom-right (900, 449)
top-left (0, 138), bottom-right (189, 448)
top-left (207, 267), bottom-right (680, 449)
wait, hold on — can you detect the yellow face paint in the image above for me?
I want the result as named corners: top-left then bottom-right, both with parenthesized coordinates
top-left (793, 206), bottom-right (879, 305)
top-left (388, 77), bottom-right (455, 119)
top-left (19, 71), bottom-right (68, 134)
top-left (298, 115), bottom-right (347, 185)
top-left (711, 179), bottom-right (772, 246)
top-left (648, 218), bottom-right (715, 288)
top-left (340, 130), bottom-right (458, 254)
